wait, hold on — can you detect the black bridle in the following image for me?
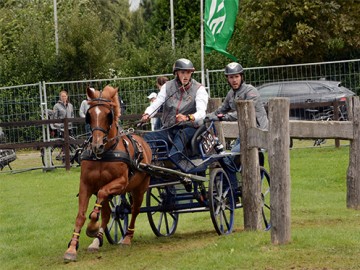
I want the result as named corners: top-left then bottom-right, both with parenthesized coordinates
top-left (86, 98), bottom-right (114, 138)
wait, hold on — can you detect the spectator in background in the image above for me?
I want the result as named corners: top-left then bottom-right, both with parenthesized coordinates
top-left (53, 90), bottom-right (75, 134)
top-left (147, 92), bottom-right (158, 131)
top-left (154, 76), bottom-right (169, 130)
top-left (79, 93), bottom-right (91, 136)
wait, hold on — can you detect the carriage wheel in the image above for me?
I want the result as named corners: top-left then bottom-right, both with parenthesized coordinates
top-left (41, 144), bottom-right (80, 167)
top-left (69, 144), bottom-right (81, 165)
top-left (209, 168), bottom-right (235, 235)
top-left (41, 145), bottom-right (64, 167)
top-left (105, 194), bottom-right (130, 244)
top-left (260, 166), bottom-right (271, 231)
top-left (146, 185), bottom-right (179, 237)
top-left (46, 146), bottom-right (64, 167)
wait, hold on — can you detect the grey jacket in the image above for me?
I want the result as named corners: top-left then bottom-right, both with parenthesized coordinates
top-left (212, 83), bottom-right (268, 130)
top-left (53, 101), bottom-right (74, 129)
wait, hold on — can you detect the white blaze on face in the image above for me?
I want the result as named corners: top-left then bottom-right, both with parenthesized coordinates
top-left (94, 106), bottom-right (102, 126)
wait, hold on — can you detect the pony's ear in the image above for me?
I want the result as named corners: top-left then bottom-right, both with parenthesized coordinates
top-left (87, 87), bottom-right (96, 99)
top-left (103, 85), bottom-right (118, 99)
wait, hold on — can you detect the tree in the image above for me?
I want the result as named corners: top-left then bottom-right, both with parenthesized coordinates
top-left (237, 0), bottom-right (360, 66)
top-left (56, 3), bottom-right (120, 80)
top-left (0, 1), bottom-right (57, 85)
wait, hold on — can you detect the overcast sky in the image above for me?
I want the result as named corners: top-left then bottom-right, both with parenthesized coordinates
top-left (129, 0), bottom-right (140, 11)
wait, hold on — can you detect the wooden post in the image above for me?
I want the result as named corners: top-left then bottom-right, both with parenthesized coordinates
top-left (268, 98), bottom-right (291, 244)
top-left (236, 100), bottom-right (262, 230)
top-left (347, 96), bottom-right (360, 209)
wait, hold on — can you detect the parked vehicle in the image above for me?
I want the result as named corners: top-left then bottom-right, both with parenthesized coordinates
top-left (257, 80), bottom-right (356, 120)
top-left (0, 126), bottom-right (17, 170)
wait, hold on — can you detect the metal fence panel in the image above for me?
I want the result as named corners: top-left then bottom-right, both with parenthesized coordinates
top-left (0, 83), bottom-right (43, 145)
top-left (1, 59), bottom-right (360, 147)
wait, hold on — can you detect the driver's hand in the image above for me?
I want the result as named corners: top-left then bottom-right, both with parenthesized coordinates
top-left (217, 114), bottom-right (225, 121)
top-left (176, 113), bottom-right (188, 123)
top-left (205, 113), bottom-right (219, 121)
top-left (141, 113), bottom-right (150, 122)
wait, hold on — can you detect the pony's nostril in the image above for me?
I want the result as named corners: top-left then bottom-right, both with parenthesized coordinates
top-left (92, 143), bottom-right (105, 155)
top-left (98, 145), bottom-right (105, 152)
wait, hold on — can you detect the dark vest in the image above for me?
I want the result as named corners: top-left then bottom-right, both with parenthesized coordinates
top-left (162, 79), bottom-right (201, 128)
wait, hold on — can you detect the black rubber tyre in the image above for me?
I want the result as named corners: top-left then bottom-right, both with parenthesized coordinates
top-left (209, 168), bottom-right (235, 235)
top-left (105, 194), bottom-right (130, 244)
top-left (49, 145), bottom-right (64, 167)
top-left (146, 185), bottom-right (179, 237)
top-left (41, 144), bottom-right (80, 167)
top-left (260, 166), bottom-right (271, 231)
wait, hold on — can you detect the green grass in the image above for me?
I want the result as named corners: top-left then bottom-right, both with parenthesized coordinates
top-left (1, 145), bottom-right (360, 269)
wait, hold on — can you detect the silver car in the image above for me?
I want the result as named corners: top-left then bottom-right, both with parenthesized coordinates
top-left (257, 80), bottom-right (356, 120)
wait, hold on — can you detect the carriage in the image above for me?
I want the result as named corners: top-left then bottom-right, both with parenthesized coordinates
top-left (64, 86), bottom-right (270, 262)
top-left (0, 127), bottom-right (17, 170)
top-left (103, 120), bottom-right (271, 244)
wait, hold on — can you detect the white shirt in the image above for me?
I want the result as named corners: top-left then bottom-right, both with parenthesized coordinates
top-left (145, 83), bottom-right (208, 122)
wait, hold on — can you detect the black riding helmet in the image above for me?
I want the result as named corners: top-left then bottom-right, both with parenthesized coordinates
top-left (224, 62), bottom-right (244, 76)
top-left (173, 58), bottom-right (195, 74)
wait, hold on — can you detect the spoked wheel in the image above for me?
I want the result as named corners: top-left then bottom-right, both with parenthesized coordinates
top-left (41, 145), bottom-right (65, 167)
top-left (105, 194), bottom-right (130, 244)
top-left (209, 168), bottom-right (235, 235)
top-left (42, 144), bottom-right (80, 167)
top-left (146, 185), bottom-right (179, 237)
top-left (69, 144), bottom-right (81, 165)
top-left (260, 166), bottom-right (271, 231)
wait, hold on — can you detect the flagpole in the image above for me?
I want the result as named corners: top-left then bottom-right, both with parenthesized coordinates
top-left (170, 0), bottom-right (175, 51)
top-left (200, 0), bottom-right (205, 86)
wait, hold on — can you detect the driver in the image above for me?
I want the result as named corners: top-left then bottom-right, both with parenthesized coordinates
top-left (140, 58), bottom-right (208, 162)
top-left (206, 62), bottom-right (268, 190)
top-left (206, 62), bottom-right (268, 152)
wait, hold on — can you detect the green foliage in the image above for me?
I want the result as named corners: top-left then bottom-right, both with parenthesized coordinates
top-left (238, 0), bottom-right (360, 65)
top-left (0, 1), bottom-right (56, 84)
top-left (56, 4), bottom-right (119, 80)
top-left (0, 0), bottom-right (360, 85)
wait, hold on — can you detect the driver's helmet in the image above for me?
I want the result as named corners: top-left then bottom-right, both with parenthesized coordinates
top-left (173, 58), bottom-right (195, 74)
top-left (224, 62), bottom-right (244, 76)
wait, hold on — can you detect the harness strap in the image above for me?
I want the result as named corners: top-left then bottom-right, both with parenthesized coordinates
top-left (125, 135), bottom-right (144, 168)
top-left (81, 134), bottom-right (144, 172)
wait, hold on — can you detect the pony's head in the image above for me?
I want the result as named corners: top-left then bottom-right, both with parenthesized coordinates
top-left (86, 85), bottom-right (120, 156)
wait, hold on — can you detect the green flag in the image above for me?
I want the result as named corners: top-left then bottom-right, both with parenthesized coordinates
top-left (204, 0), bottom-right (239, 61)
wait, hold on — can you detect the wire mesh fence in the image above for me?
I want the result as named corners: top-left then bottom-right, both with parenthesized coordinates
top-left (0, 59), bottom-right (359, 147)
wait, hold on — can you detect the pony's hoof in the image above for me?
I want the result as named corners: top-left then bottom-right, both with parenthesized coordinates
top-left (120, 236), bottom-right (132, 246)
top-left (86, 228), bottom-right (98, 238)
top-left (64, 252), bottom-right (77, 262)
top-left (86, 222), bottom-right (100, 237)
top-left (87, 238), bottom-right (100, 252)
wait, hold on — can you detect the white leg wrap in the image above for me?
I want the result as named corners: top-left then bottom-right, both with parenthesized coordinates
top-left (87, 238), bottom-right (100, 252)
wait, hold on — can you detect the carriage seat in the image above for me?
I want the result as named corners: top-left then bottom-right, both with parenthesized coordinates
top-left (188, 124), bottom-right (208, 157)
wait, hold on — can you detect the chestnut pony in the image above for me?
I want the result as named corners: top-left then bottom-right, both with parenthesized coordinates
top-left (64, 86), bottom-right (152, 262)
